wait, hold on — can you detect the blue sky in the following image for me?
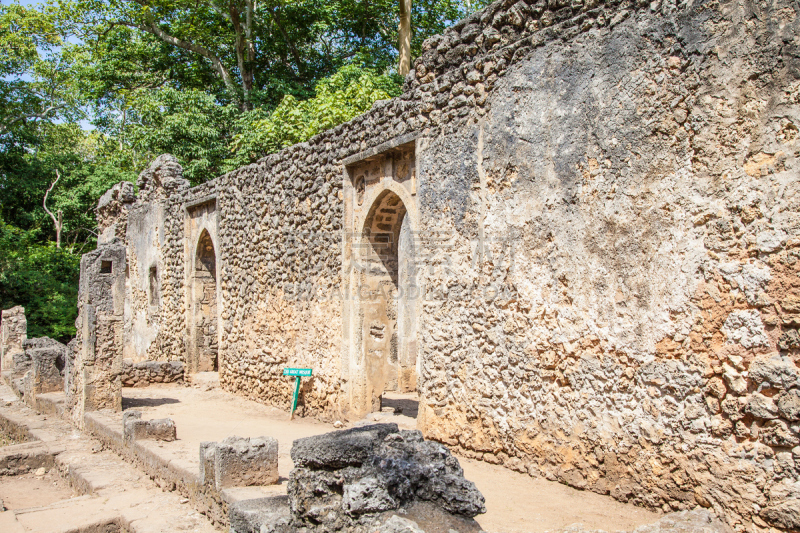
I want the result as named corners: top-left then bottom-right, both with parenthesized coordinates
top-left (3, 0), bottom-right (42, 6)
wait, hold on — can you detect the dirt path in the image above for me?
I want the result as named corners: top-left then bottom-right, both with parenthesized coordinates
top-left (125, 380), bottom-right (662, 533)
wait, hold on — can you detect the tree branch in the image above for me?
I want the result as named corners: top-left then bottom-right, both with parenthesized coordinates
top-left (0, 104), bottom-right (65, 134)
top-left (267, 4), bottom-right (304, 76)
top-left (115, 20), bottom-right (238, 94)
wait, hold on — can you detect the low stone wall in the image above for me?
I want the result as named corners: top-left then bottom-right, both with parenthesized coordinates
top-left (84, 409), bottom-right (248, 528)
top-left (120, 359), bottom-right (184, 387)
top-left (6, 337), bottom-right (67, 407)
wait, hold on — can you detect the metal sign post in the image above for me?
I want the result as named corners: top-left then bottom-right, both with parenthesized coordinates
top-left (283, 368), bottom-right (312, 419)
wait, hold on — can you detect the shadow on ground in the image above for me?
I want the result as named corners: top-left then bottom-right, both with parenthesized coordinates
top-left (381, 397), bottom-right (419, 418)
top-left (123, 396), bottom-right (181, 409)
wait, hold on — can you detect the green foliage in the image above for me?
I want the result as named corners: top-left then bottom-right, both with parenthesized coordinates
top-left (229, 65), bottom-right (401, 167)
top-left (0, 2), bottom-right (79, 136)
top-left (0, 0), bottom-right (489, 340)
top-left (0, 121), bottom-right (136, 246)
top-left (0, 219), bottom-right (80, 342)
top-left (126, 88), bottom-right (240, 185)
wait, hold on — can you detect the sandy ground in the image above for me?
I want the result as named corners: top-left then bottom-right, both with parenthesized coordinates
top-left (124, 378), bottom-right (662, 533)
top-left (0, 381), bottom-right (218, 533)
top-left (0, 469), bottom-right (76, 510)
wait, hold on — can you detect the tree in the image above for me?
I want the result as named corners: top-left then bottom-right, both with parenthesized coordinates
top-left (125, 87), bottom-right (241, 184)
top-left (0, 3), bottom-right (78, 137)
top-left (229, 65), bottom-right (402, 167)
top-left (0, 0), bottom-right (490, 341)
top-left (66, 0), bottom-right (351, 110)
top-left (43, 170), bottom-right (63, 248)
top-left (0, 218), bottom-right (80, 342)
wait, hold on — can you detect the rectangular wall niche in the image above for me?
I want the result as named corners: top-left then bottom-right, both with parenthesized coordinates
top-left (100, 260), bottom-right (113, 274)
top-left (149, 266), bottom-right (159, 306)
top-left (343, 138), bottom-right (419, 418)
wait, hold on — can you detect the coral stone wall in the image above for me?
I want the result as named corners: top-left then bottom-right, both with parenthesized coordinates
top-left (70, 243), bottom-right (126, 426)
top-left (88, 0), bottom-right (800, 529)
top-left (1, 306), bottom-right (26, 372)
top-left (412, 0), bottom-right (800, 530)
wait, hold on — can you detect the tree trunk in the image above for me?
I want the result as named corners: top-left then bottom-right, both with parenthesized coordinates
top-left (229, 1), bottom-right (253, 110)
top-left (43, 171), bottom-right (63, 248)
top-left (398, 0), bottom-right (411, 77)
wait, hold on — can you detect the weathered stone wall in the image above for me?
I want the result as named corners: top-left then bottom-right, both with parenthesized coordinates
top-left (97, 182), bottom-right (135, 244)
top-left (120, 359), bottom-right (184, 387)
top-left (411, 0), bottom-right (800, 530)
top-left (0, 306), bottom-right (26, 373)
top-left (70, 243), bottom-right (126, 426)
top-left (5, 337), bottom-right (65, 403)
top-left (84, 0), bottom-right (800, 529)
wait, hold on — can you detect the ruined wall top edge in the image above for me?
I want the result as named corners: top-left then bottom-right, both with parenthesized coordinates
top-left (120, 0), bottom-right (661, 207)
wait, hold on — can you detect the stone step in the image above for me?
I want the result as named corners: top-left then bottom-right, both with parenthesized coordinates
top-left (11, 495), bottom-right (119, 533)
top-left (0, 510), bottom-right (26, 533)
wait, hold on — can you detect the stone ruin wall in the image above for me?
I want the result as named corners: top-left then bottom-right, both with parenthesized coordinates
top-left (111, 155), bottom-right (345, 416)
top-left (87, 0), bottom-right (800, 529)
top-left (0, 306), bottom-right (26, 372)
top-left (412, 0), bottom-right (800, 530)
top-left (69, 243), bottom-right (126, 426)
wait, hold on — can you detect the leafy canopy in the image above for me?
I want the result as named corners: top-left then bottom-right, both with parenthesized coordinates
top-left (230, 65), bottom-right (402, 168)
top-left (0, 0), bottom-right (488, 340)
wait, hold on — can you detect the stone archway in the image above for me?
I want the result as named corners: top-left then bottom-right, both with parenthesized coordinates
top-left (359, 190), bottom-right (418, 412)
top-left (189, 229), bottom-right (218, 373)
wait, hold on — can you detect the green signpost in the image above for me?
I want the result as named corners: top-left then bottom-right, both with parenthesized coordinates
top-left (283, 368), bottom-right (312, 419)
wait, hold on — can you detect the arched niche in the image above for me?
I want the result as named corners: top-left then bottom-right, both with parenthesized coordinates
top-left (189, 229), bottom-right (218, 372)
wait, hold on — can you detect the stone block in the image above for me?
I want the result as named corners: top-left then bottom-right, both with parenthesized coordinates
top-left (749, 356), bottom-right (800, 390)
top-left (29, 341), bottom-right (67, 394)
top-left (762, 498), bottom-right (800, 530)
top-left (228, 496), bottom-right (290, 533)
top-left (123, 410), bottom-right (177, 442)
top-left (201, 436), bottom-right (279, 491)
top-left (12, 352), bottom-right (31, 375)
top-left (199, 441), bottom-right (216, 486)
top-left (342, 476), bottom-right (397, 515)
top-left (288, 425), bottom-right (485, 531)
top-left (0, 306), bottom-right (26, 372)
top-left (10, 337), bottom-right (67, 404)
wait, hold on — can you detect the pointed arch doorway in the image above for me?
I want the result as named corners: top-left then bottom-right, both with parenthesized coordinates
top-left (189, 229), bottom-right (218, 372)
top-left (360, 190), bottom-right (418, 410)
top-left (342, 141), bottom-right (420, 418)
